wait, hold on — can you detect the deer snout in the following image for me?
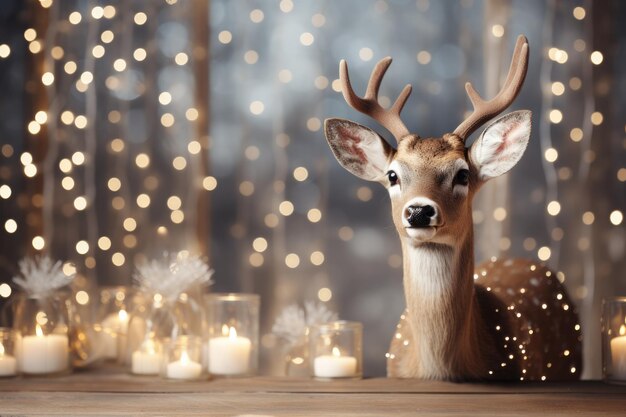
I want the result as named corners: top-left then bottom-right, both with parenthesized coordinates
top-left (403, 198), bottom-right (440, 228)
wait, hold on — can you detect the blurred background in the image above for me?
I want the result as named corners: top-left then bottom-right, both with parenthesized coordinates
top-left (0, 0), bottom-right (624, 378)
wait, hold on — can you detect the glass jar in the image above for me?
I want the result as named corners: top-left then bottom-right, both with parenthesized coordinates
top-left (162, 335), bottom-right (205, 380)
top-left (602, 297), bottom-right (626, 384)
top-left (125, 291), bottom-right (204, 376)
top-left (0, 328), bottom-right (19, 377)
top-left (204, 293), bottom-right (260, 377)
top-left (13, 293), bottom-right (71, 376)
top-left (96, 286), bottom-right (139, 361)
top-left (284, 334), bottom-right (310, 377)
top-left (309, 321), bottom-right (362, 380)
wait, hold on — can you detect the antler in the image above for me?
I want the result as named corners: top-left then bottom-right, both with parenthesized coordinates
top-left (453, 35), bottom-right (529, 141)
top-left (340, 57), bottom-right (413, 142)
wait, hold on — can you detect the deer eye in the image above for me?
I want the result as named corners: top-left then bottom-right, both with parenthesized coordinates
top-left (387, 170), bottom-right (399, 186)
top-left (454, 169), bottom-right (470, 186)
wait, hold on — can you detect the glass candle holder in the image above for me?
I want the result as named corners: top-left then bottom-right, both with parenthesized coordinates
top-left (602, 297), bottom-right (626, 384)
top-left (309, 321), bottom-right (362, 380)
top-left (162, 335), bottom-right (205, 380)
top-left (0, 328), bottom-right (19, 377)
top-left (13, 293), bottom-right (71, 376)
top-left (96, 286), bottom-right (138, 361)
top-left (204, 293), bottom-right (260, 377)
top-left (131, 335), bottom-right (164, 376)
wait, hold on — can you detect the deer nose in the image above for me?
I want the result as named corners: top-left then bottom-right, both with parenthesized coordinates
top-left (405, 205), bottom-right (436, 228)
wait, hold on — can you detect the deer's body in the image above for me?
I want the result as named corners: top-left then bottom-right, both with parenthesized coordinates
top-left (324, 36), bottom-right (582, 380)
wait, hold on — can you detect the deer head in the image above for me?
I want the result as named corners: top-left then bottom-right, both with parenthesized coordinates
top-left (325, 36), bottom-right (530, 247)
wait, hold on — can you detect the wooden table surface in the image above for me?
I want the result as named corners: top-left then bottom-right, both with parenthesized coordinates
top-left (1, 366), bottom-right (625, 416)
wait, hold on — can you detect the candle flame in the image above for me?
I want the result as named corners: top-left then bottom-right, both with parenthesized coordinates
top-left (332, 346), bottom-right (341, 357)
top-left (229, 326), bottom-right (238, 339)
top-left (620, 325), bottom-right (626, 337)
top-left (0, 343), bottom-right (4, 356)
top-left (180, 350), bottom-right (190, 365)
top-left (35, 324), bottom-right (44, 337)
top-left (221, 324), bottom-right (229, 336)
top-left (118, 309), bottom-right (128, 322)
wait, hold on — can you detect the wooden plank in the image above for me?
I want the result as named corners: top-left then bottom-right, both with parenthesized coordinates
top-left (1, 369), bottom-right (624, 415)
top-left (0, 391), bottom-right (624, 416)
top-left (1, 369), bottom-right (626, 395)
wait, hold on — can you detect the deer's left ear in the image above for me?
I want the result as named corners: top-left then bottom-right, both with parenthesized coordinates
top-left (324, 118), bottom-right (394, 182)
top-left (469, 110), bottom-right (531, 181)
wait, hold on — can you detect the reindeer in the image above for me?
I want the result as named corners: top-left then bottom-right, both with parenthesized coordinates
top-left (323, 36), bottom-right (582, 381)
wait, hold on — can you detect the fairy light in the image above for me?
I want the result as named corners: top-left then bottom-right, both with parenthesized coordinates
top-left (244, 145), bottom-right (259, 160)
top-left (133, 48), bottom-right (146, 61)
top-left (69, 12), bottom-right (82, 25)
top-left (293, 167), bottom-right (308, 181)
top-left (573, 7), bottom-right (586, 20)
top-left (318, 288), bottom-right (332, 302)
top-left (32, 236), bottom-right (45, 250)
top-left (312, 13), bottom-right (326, 27)
top-left (252, 237), bottom-right (268, 252)
top-left (569, 128), bottom-right (583, 142)
top-left (49, 47), bottom-right (63, 60)
top-left (0, 284), bottom-right (11, 298)
top-left (243, 50), bottom-right (258, 64)
top-left (547, 201), bottom-right (561, 216)
top-left (235, 180), bottom-right (253, 196)
top-left (279, 0), bottom-right (294, 13)
top-left (299, 32), bottom-right (314, 46)
top-left (285, 253), bottom-right (300, 268)
top-left (4, 219), bottom-right (17, 234)
top-left (491, 24), bottom-right (504, 38)
top-left (134, 12), bottom-right (147, 25)
top-left (310, 251), bottom-right (325, 266)
top-left (202, 176), bottom-right (217, 191)
top-left (307, 209), bottom-right (322, 223)
top-left (218, 31), bottom-right (232, 44)
top-left (0, 44), bottom-right (11, 58)
top-left (610, 210), bottom-right (623, 226)
top-left (249, 101), bottom-right (264, 115)
top-left (548, 109), bottom-right (563, 124)
top-left (278, 201), bottom-right (294, 216)
top-left (250, 9), bottom-right (264, 23)
top-left (590, 51), bottom-right (603, 65)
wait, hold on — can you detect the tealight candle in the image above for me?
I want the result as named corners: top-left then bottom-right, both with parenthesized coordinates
top-left (20, 325), bottom-right (69, 375)
top-left (309, 321), bottom-right (363, 380)
top-left (208, 326), bottom-right (251, 375)
top-left (131, 339), bottom-right (163, 375)
top-left (167, 350), bottom-right (202, 380)
top-left (314, 347), bottom-right (357, 378)
top-left (0, 343), bottom-right (17, 377)
top-left (610, 325), bottom-right (626, 380)
top-left (100, 309), bottom-right (129, 359)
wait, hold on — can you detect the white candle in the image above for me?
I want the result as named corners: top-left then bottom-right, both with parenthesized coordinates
top-left (131, 340), bottom-right (163, 375)
top-left (19, 325), bottom-right (69, 375)
top-left (314, 347), bottom-right (357, 378)
top-left (166, 350), bottom-right (202, 380)
top-left (208, 326), bottom-right (251, 375)
top-left (0, 343), bottom-right (17, 377)
top-left (100, 309), bottom-right (129, 359)
top-left (610, 325), bottom-right (626, 380)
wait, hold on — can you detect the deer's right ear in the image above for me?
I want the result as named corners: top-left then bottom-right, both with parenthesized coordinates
top-left (324, 118), bottom-right (394, 182)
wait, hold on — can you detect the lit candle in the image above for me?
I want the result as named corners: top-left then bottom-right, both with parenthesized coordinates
top-left (20, 325), bottom-right (69, 375)
top-left (610, 325), bottom-right (626, 379)
top-left (314, 347), bottom-right (357, 378)
top-left (0, 343), bottom-right (17, 377)
top-left (208, 326), bottom-right (251, 375)
top-left (131, 339), bottom-right (163, 375)
top-left (166, 350), bottom-right (202, 380)
top-left (100, 309), bottom-right (129, 359)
